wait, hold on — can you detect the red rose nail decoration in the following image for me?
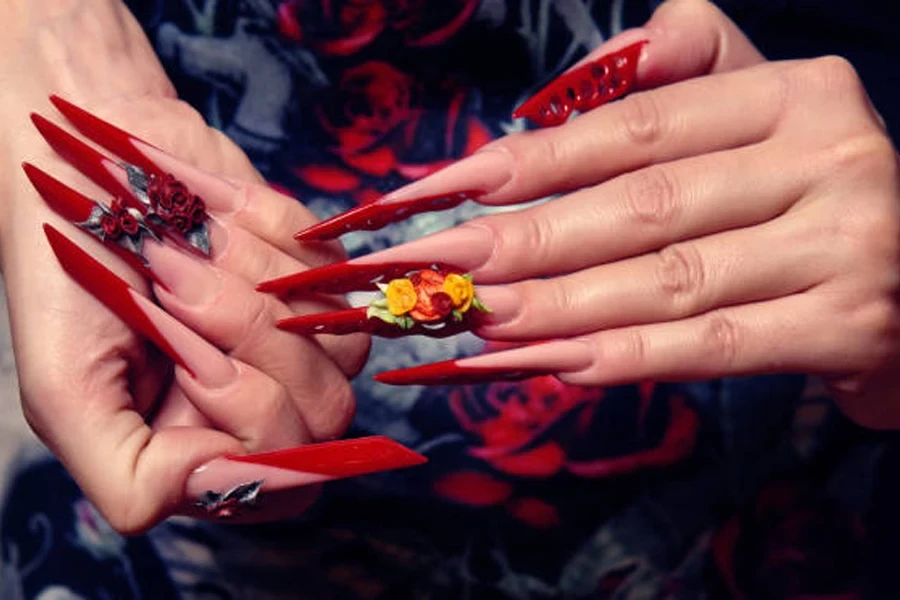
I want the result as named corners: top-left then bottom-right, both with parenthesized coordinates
top-left (124, 166), bottom-right (211, 255)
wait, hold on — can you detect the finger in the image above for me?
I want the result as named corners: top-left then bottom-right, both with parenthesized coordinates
top-left (24, 156), bottom-right (367, 378)
top-left (144, 242), bottom-right (357, 440)
top-left (297, 60), bottom-right (786, 244)
top-left (559, 294), bottom-right (842, 387)
top-left (279, 141), bottom-right (814, 295)
top-left (466, 142), bottom-right (811, 281)
top-left (477, 213), bottom-right (830, 339)
top-left (375, 294), bottom-right (837, 388)
top-left (204, 222), bottom-right (370, 378)
top-left (638, 0), bottom-right (766, 83)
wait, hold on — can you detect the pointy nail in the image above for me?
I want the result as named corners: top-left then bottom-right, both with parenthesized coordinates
top-left (184, 436), bottom-right (426, 519)
top-left (26, 164), bottom-right (158, 282)
top-left (257, 260), bottom-right (466, 296)
top-left (374, 361), bottom-right (556, 385)
top-left (43, 224), bottom-right (237, 386)
top-left (513, 40), bottom-right (647, 127)
top-left (277, 308), bottom-right (483, 338)
top-left (35, 107), bottom-right (213, 257)
top-left (374, 339), bottom-right (595, 385)
top-left (294, 191), bottom-right (477, 242)
top-left (49, 95), bottom-right (163, 177)
top-left (31, 113), bottom-right (138, 206)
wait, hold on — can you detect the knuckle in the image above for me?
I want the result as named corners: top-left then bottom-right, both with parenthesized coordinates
top-left (232, 295), bottom-right (275, 354)
top-left (827, 133), bottom-right (899, 179)
top-left (623, 167), bottom-right (680, 229)
top-left (306, 378), bottom-right (356, 440)
top-left (250, 381), bottom-right (296, 439)
top-left (620, 328), bottom-right (649, 366)
top-left (522, 277), bottom-right (577, 315)
top-left (656, 243), bottom-right (706, 313)
top-left (508, 213), bottom-right (559, 270)
top-left (528, 129), bottom-right (572, 174)
top-left (701, 313), bottom-right (742, 368)
top-left (864, 299), bottom-right (900, 347)
top-left (804, 55), bottom-right (864, 94)
top-left (617, 92), bottom-right (664, 146)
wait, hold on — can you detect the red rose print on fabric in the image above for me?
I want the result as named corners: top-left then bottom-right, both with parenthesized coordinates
top-left (276, 0), bottom-right (480, 53)
top-left (432, 378), bottom-right (700, 528)
top-left (295, 60), bottom-right (492, 199)
top-left (711, 482), bottom-right (867, 600)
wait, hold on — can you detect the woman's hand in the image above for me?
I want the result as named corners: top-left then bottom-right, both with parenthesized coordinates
top-left (0, 0), bottom-right (369, 531)
top-left (313, 0), bottom-right (900, 428)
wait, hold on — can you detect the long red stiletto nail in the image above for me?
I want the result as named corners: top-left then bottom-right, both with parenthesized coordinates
top-left (374, 339), bottom-right (594, 385)
top-left (513, 40), bottom-right (647, 128)
top-left (31, 113), bottom-right (137, 204)
top-left (25, 163), bottom-right (158, 281)
top-left (185, 436), bottom-right (427, 519)
top-left (49, 95), bottom-right (162, 177)
top-left (295, 191), bottom-right (479, 242)
top-left (32, 111), bottom-right (212, 256)
top-left (43, 223), bottom-right (190, 372)
top-left (44, 224), bottom-right (238, 386)
top-left (257, 260), bottom-right (465, 296)
top-left (294, 149), bottom-right (512, 242)
top-left (375, 361), bottom-right (555, 385)
top-left (277, 307), bottom-right (482, 338)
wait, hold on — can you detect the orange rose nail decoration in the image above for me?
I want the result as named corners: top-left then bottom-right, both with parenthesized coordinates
top-left (368, 268), bottom-right (489, 331)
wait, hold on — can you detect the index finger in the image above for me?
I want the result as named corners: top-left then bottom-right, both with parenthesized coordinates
top-left (292, 0), bottom-right (769, 243)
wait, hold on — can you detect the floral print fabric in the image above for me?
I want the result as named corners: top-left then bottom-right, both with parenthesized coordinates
top-left (3, 1), bottom-right (900, 598)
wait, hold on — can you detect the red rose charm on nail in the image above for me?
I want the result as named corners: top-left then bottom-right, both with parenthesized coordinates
top-left (147, 173), bottom-right (208, 235)
top-left (71, 195), bottom-right (159, 263)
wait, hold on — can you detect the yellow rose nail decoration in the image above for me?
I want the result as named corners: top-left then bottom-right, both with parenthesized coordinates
top-left (442, 273), bottom-right (475, 313)
top-left (385, 278), bottom-right (417, 315)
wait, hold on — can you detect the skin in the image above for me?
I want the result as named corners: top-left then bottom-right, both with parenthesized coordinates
top-left (0, 0), bottom-right (368, 533)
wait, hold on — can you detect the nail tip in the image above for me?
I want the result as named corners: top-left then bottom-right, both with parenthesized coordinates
top-left (230, 436), bottom-right (427, 477)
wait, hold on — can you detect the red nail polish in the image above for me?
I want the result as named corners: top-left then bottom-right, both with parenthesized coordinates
top-left (374, 361), bottom-right (554, 385)
top-left (229, 435), bottom-right (427, 478)
top-left (26, 164), bottom-right (157, 282)
top-left (277, 307), bottom-right (482, 338)
top-left (49, 95), bottom-right (163, 177)
top-left (294, 191), bottom-right (478, 242)
top-left (31, 113), bottom-right (138, 206)
top-left (43, 223), bottom-right (191, 374)
top-left (257, 260), bottom-right (466, 296)
top-left (513, 40), bottom-right (647, 128)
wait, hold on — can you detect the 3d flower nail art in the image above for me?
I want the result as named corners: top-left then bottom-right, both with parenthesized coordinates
top-left (32, 105), bottom-right (211, 256)
top-left (273, 265), bottom-right (491, 338)
top-left (126, 167), bottom-right (210, 255)
top-left (368, 269), bottom-right (488, 330)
